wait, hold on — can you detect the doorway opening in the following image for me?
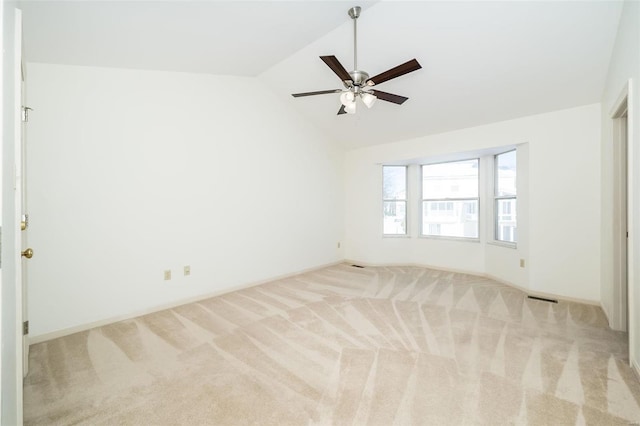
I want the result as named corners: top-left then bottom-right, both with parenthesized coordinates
top-left (612, 98), bottom-right (628, 332)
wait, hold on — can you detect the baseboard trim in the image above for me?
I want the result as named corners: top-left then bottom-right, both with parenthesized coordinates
top-left (29, 260), bottom-right (344, 345)
top-left (483, 273), bottom-right (601, 306)
top-left (345, 259), bottom-right (600, 306)
top-left (601, 302), bottom-right (612, 327)
top-left (632, 360), bottom-right (640, 382)
top-left (344, 259), bottom-right (481, 276)
top-left (29, 259), bottom-right (603, 344)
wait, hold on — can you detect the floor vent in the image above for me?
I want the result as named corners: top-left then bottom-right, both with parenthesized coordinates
top-left (351, 264), bottom-right (365, 268)
top-left (527, 295), bottom-right (558, 304)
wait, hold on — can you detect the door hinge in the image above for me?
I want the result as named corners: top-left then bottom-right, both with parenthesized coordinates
top-left (23, 321), bottom-right (29, 336)
top-left (21, 106), bottom-right (33, 122)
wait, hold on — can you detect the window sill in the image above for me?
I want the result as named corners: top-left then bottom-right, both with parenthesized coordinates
top-left (487, 241), bottom-right (517, 249)
top-left (382, 234), bottom-right (411, 239)
top-left (418, 235), bottom-right (480, 243)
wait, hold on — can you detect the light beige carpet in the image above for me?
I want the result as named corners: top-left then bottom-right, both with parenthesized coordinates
top-left (24, 264), bottom-right (640, 425)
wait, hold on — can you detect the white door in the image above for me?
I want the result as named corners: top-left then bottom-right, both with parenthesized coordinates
top-left (10, 8), bottom-right (30, 380)
top-left (21, 61), bottom-right (31, 377)
top-left (0, 6), bottom-right (26, 423)
top-left (13, 6), bottom-right (31, 379)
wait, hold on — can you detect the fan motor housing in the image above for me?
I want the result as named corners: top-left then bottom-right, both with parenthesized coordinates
top-left (349, 70), bottom-right (369, 87)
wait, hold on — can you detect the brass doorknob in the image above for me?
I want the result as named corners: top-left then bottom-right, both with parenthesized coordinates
top-left (21, 248), bottom-right (33, 259)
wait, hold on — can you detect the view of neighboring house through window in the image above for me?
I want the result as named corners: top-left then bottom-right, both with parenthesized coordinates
top-left (421, 159), bottom-right (479, 238)
top-left (495, 150), bottom-right (517, 243)
top-left (383, 166), bottom-right (407, 235)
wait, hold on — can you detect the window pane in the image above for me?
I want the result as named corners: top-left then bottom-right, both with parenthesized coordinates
top-left (384, 201), bottom-right (406, 235)
top-left (496, 151), bottom-right (516, 196)
top-left (422, 200), bottom-right (478, 238)
top-left (422, 159), bottom-right (479, 198)
top-left (383, 166), bottom-right (407, 200)
top-left (495, 198), bottom-right (517, 242)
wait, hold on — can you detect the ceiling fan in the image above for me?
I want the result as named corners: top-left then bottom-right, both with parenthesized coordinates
top-left (292, 6), bottom-right (422, 115)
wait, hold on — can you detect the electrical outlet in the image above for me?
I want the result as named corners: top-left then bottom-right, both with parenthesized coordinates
top-left (164, 270), bottom-right (171, 280)
top-left (520, 259), bottom-right (525, 268)
top-left (184, 265), bottom-right (191, 276)
top-left (337, 242), bottom-right (341, 249)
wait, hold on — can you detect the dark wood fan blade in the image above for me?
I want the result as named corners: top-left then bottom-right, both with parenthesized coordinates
top-left (367, 59), bottom-right (422, 86)
top-left (320, 56), bottom-right (352, 82)
top-left (337, 105), bottom-right (347, 115)
top-left (292, 89), bottom-right (342, 97)
top-left (371, 89), bottom-right (409, 105)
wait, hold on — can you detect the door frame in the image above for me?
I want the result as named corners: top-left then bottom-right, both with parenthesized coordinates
top-left (611, 86), bottom-right (629, 332)
top-left (610, 79), bottom-right (634, 363)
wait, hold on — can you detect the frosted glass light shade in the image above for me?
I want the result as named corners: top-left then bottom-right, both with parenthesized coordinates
top-left (344, 101), bottom-right (356, 114)
top-left (361, 92), bottom-right (377, 108)
top-left (340, 91), bottom-right (356, 106)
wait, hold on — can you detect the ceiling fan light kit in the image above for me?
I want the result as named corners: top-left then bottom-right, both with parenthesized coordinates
top-left (292, 5), bottom-right (422, 115)
top-left (361, 92), bottom-right (376, 108)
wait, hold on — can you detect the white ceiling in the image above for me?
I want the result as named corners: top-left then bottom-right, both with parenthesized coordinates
top-left (20, 1), bottom-right (378, 76)
top-left (20, 0), bottom-right (624, 149)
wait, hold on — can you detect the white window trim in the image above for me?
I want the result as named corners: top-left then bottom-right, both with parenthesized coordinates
top-left (420, 158), bottom-right (480, 241)
top-left (493, 149), bottom-right (517, 247)
top-left (382, 165), bottom-right (409, 237)
top-left (418, 234), bottom-right (482, 243)
top-left (487, 240), bottom-right (517, 249)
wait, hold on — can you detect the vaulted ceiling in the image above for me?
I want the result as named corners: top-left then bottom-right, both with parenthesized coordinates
top-left (20, 1), bottom-right (624, 149)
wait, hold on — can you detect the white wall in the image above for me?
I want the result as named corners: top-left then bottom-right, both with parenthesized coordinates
top-left (345, 104), bottom-right (601, 302)
top-left (600, 0), bottom-right (640, 363)
top-left (26, 63), bottom-right (344, 338)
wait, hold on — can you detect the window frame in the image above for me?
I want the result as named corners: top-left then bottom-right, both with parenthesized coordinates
top-left (493, 149), bottom-right (517, 246)
top-left (382, 165), bottom-right (409, 237)
top-left (420, 158), bottom-right (480, 241)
